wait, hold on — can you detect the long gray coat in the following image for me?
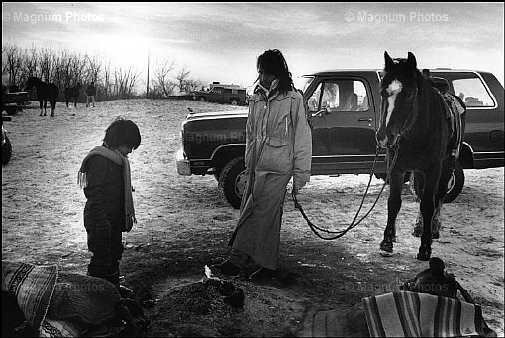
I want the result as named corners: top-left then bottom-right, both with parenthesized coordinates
top-left (229, 88), bottom-right (312, 270)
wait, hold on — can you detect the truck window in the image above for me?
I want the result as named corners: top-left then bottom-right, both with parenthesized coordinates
top-left (313, 79), bottom-right (369, 112)
top-left (307, 82), bottom-right (323, 112)
top-left (452, 78), bottom-right (495, 107)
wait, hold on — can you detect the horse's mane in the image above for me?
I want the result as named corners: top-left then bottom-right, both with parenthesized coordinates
top-left (389, 59), bottom-right (445, 138)
top-left (408, 67), bottom-right (432, 137)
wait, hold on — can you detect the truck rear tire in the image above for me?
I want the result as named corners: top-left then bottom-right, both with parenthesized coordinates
top-left (199, 97), bottom-right (206, 102)
top-left (230, 98), bottom-right (239, 105)
top-left (218, 156), bottom-right (247, 209)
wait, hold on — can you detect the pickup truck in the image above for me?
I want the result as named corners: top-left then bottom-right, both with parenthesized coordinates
top-left (191, 85), bottom-right (247, 105)
top-left (176, 69), bottom-right (504, 209)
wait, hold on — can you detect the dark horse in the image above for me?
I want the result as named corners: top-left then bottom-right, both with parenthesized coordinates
top-left (25, 77), bottom-right (59, 117)
top-left (64, 83), bottom-right (81, 107)
top-left (376, 52), bottom-right (460, 261)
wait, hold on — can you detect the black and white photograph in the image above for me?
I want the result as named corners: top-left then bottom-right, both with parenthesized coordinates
top-left (2, 2), bottom-right (503, 337)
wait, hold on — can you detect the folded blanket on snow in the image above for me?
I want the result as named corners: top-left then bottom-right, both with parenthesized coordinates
top-left (2, 260), bottom-right (58, 329)
top-left (2, 260), bottom-right (125, 337)
top-left (362, 291), bottom-right (489, 337)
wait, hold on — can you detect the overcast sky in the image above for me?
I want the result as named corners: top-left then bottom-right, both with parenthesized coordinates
top-left (2, 2), bottom-right (504, 90)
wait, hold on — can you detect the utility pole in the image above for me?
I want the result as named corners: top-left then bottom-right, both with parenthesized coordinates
top-left (146, 50), bottom-right (150, 98)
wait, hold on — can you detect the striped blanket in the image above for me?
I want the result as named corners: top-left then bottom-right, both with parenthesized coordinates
top-left (2, 261), bottom-right (58, 330)
top-left (362, 291), bottom-right (489, 337)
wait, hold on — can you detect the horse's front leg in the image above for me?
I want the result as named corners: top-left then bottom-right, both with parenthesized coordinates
top-left (43, 100), bottom-right (48, 116)
top-left (417, 164), bottom-right (442, 261)
top-left (380, 171), bottom-right (404, 256)
top-left (39, 100), bottom-right (44, 116)
top-left (50, 101), bottom-right (56, 117)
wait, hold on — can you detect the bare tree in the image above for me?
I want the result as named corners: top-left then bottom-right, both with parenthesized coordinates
top-left (2, 43), bottom-right (172, 101)
top-left (184, 78), bottom-right (205, 93)
top-left (2, 44), bottom-right (25, 86)
top-left (113, 66), bottom-right (140, 99)
top-left (85, 54), bottom-right (102, 83)
top-left (175, 66), bottom-right (190, 93)
top-left (39, 48), bottom-right (54, 83)
top-left (153, 59), bottom-right (176, 97)
top-left (23, 45), bottom-right (41, 80)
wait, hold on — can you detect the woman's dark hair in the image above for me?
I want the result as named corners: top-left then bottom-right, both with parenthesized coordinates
top-left (103, 117), bottom-right (141, 150)
top-left (256, 49), bottom-right (294, 94)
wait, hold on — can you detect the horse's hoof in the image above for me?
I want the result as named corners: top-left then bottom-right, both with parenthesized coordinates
top-left (379, 250), bottom-right (393, 257)
top-left (380, 240), bottom-right (393, 253)
top-left (416, 246), bottom-right (432, 261)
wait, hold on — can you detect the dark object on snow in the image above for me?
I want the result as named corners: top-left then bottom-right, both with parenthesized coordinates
top-left (400, 257), bottom-right (458, 299)
top-left (205, 278), bottom-right (245, 308)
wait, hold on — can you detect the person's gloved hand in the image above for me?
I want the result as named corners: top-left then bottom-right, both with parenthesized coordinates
top-left (293, 179), bottom-right (307, 195)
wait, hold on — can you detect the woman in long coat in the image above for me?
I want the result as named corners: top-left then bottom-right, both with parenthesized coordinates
top-left (211, 49), bottom-right (312, 281)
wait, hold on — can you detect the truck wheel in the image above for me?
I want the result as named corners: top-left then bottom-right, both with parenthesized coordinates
top-left (218, 156), bottom-right (247, 209)
top-left (230, 99), bottom-right (239, 105)
top-left (2, 135), bottom-right (12, 165)
top-left (443, 162), bottom-right (464, 203)
top-left (199, 97), bottom-right (206, 102)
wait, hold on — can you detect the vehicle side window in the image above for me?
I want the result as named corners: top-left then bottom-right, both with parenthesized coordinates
top-left (309, 79), bottom-right (369, 113)
top-left (452, 78), bottom-right (495, 107)
top-left (307, 82), bottom-right (322, 112)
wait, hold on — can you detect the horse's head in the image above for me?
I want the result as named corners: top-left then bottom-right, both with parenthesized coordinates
top-left (25, 77), bottom-right (40, 90)
top-left (376, 52), bottom-right (421, 148)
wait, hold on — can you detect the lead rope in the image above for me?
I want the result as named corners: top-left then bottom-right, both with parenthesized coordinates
top-left (292, 140), bottom-right (401, 240)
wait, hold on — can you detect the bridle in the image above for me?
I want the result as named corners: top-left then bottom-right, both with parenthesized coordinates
top-left (380, 86), bottom-right (419, 149)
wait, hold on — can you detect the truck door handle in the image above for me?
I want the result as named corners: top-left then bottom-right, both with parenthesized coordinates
top-left (358, 118), bottom-right (372, 122)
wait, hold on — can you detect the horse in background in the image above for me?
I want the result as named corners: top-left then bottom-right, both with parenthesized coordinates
top-left (25, 77), bottom-right (59, 117)
top-left (64, 83), bottom-right (82, 107)
top-left (375, 52), bottom-right (459, 261)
